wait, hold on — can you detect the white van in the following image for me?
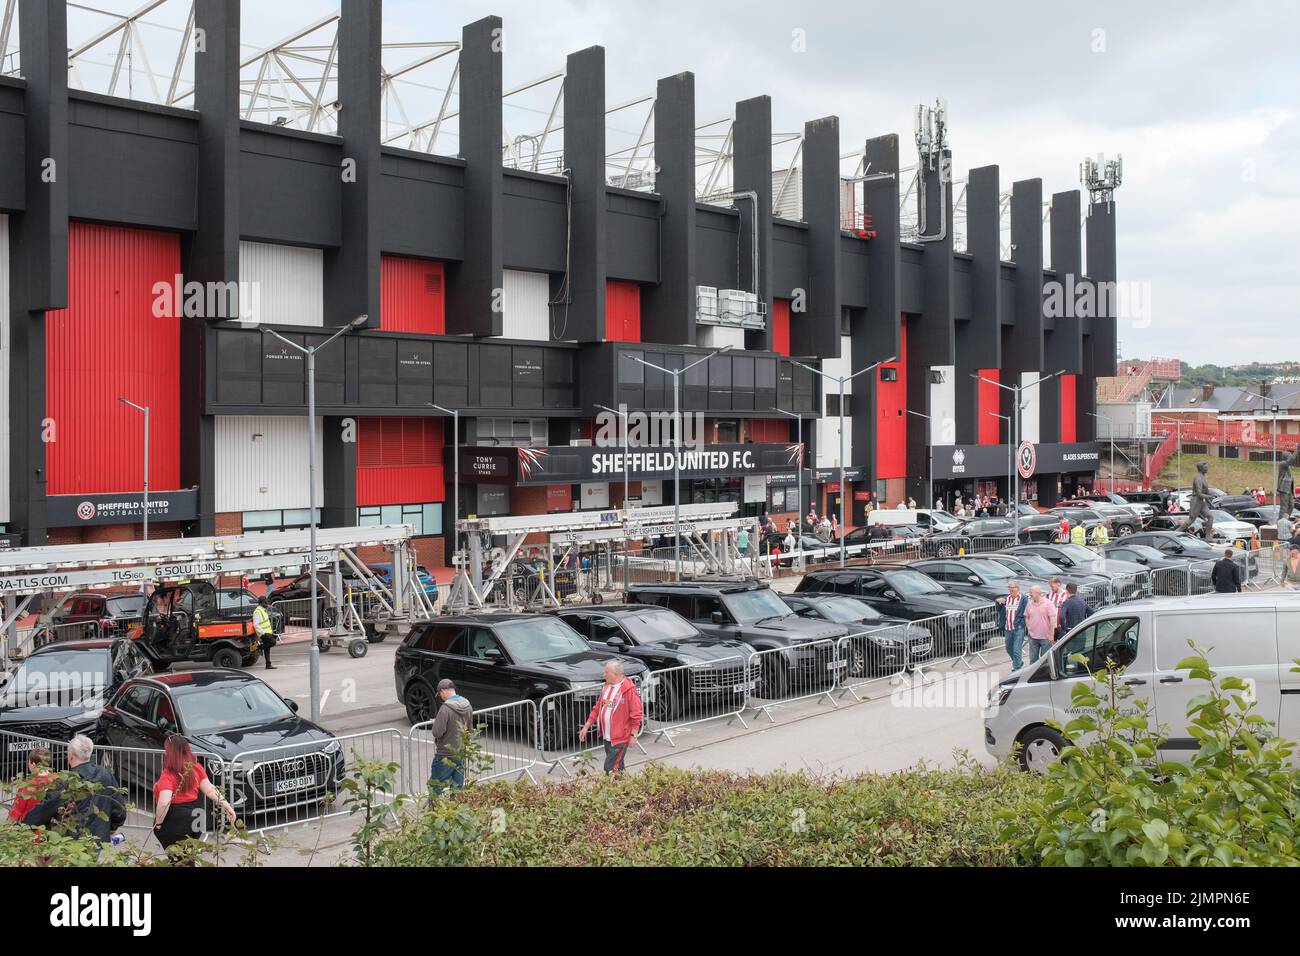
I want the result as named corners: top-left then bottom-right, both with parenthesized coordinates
top-left (868, 508), bottom-right (962, 533)
top-left (984, 592), bottom-right (1300, 772)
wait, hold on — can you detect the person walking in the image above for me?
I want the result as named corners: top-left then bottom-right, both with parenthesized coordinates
top-left (1023, 585), bottom-right (1059, 665)
top-left (1276, 512), bottom-right (1294, 587)
top-left (1211, 548), bottom-right (1243, 593)
top-left (1057, 515), bottom-right (1071, 543)
top-left (578, 660), bottom-right (643, 776)
top-left (1047, 576), bottom-right (1068, 641)
top-left (152, 734), bottom-right (236, 852)
top-left (1288, 525), bottom-right (1300, 590)
top-left (252, 595), bottom-right (277, 670)
top-left (995, 581), bottom-right (1028, 671)
top-left (737, 526), bottom-right (750, 557)
top-left (1059, 582), bottom-right (1092, 633)
top-left (23, 735), bottom-right (127, 843)
top-left (428, 679), bottom-right (474, 796)
top-left (5, 747), bottom-right (55, 824)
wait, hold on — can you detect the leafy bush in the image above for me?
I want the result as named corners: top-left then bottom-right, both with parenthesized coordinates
top-left (366, 755), bottom-right (1040, 867)
top-left (1008, 647), bottom-right (1300, 866)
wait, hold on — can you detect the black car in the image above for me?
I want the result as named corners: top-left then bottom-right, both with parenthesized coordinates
top-left (1098, 542), bottom-right (1214, 595)
top-left (627, 581), bottom-right (847, 697)
top-left (1235, 505), bottom-right (1300, 530)
top-left (911, 556), bottom-right (1042, 605)
top-left (0, 639), bottom-right (153, 776)
top-left (927, 516), bottom-right (1059, 557)
top-left (97, 670), bottom-right (344, 821)
top-left (1122, 531), bottom-right (1256, 577)
top-left (1002, 543), bottom-right (1151, 600)
top-left (216, 588), bottom-right (286, 634)
top-left (551, 605), bottom-right (757, 720)
top-left (393, 614), bottom-right (647, 746)
top-left (1119, 490), bottom-right (1172, 515)
top-left (1212, 494), bottom-right (1261, 516)
top-left (1090, 505), bottom-right (1141, 536)
top-left (793, 565), bottom-right (998, 654)
top-left (780, 593), bottom-right (933, 675)
top-left (981, 552), bottom-right (1110, 606)
top-left (267, 569), bottom-right (367, 626)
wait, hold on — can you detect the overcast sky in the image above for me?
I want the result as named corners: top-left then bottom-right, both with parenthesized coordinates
top-left (58, 0), bottom-right (1300, 367)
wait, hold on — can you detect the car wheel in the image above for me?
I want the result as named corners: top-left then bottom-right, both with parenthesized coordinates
top-left (846, 641), bottom-right (868, 678)
top-left (348, 638), bottom-right (368, 659)
top-left (211, 647), bottom-right (241, 669)
top-left (1018, 726), bottom-right (1069, 774)
top-left (365, 623), bottom-right (386, 644)
top-left (240, 654), bottom-right (259, 668)
top-left (404, 682), bottom-right (436, 726)
top-left (936, 542), bottom-right (957, 558)
top-left (1117, 525), bottom-right (1133, 536)
top-left (647, 674), bottom-right (678, 722)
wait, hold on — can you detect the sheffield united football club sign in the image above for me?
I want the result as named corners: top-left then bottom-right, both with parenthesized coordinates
top-left (1017, 440), bottom-right (1037, 479)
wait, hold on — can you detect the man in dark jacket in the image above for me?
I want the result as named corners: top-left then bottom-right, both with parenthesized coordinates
top-left (24, 735), bottom-right (126, 842)
top-left (428, 679), bottom-right (473, 796)
top-left (1211, 549), bottom-right (1243, 593)
top-left (1059, 583), bottom-right (1092, 633)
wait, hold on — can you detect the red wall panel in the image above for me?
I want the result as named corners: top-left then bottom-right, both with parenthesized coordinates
top-left (747, 418), bottom-right (791, 443)
top-left (605, 279), bottom-right (641, 342)
top-left (380, 255), bottom-right (445, 334)
top-left (978, 368), bottom-right (1001, 445)
top-left (771, 298), bottom-right (791, 357)
top-left (1059, 374), bottom-right (1077, 442)
top-left (356, 417), bottom-right (446, 507)
top-left (875, 318), bottom-right (907, 479)
top-left (46, 222), bottom-right (182, 496)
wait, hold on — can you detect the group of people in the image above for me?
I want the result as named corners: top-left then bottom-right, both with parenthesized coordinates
top-left (943, 493), bottom-right (1004, 518)
top-left (996, 577), bottom-right (1092, 670)
top-left (4, 733), bottom-right (236, 859)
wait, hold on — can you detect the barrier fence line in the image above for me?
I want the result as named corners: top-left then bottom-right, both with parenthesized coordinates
top-left (535, 678), bottom-right (651, 778)
top-left (407, 698), bottom-right (540, 791)
top-left (835, 618), bottom-right (938, 702)
top-left (640, 656), bottom-right (753, 746)
top-left (747, 638), bottom-right (843, 723)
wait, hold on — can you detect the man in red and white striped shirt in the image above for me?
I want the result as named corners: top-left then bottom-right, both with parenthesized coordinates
top-left (1048, 577), bottom-right (1067, 640)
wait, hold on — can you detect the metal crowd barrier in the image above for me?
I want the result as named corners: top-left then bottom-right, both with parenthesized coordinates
top-left (835, 618), bottom-right (940, 702)
top-left (534, 679), bottom-right (650, 776)
top-left (407, 698), bottom-right (540, 790)
top-left (747, 638), bottom-right (844, 722)
top-left (640, 656), bottom-right (754, 744)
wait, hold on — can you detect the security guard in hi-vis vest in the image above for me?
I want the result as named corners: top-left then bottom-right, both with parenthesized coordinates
top-left (1070, 523), bottom-right (1087, 547)
top-left (253, 597), bottom-right (277, 670)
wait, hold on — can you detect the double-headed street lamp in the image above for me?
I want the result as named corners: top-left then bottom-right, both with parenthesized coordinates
top-left (623, 347), bottom-right (731, 581)
top-left (1240, 389), bottom-right (1282, 504)
top-left (1086, 410), bottom-right (1115, 493)
top-left (971, 369), bottom-right (1066, 537)
top-left (594, 403), bottom-right (631, 586)
top-left (117, 398), bottom-right (150, 542)
top-left (261, 314), bottom-right (369, 724)
top-left (771, 406), bottom-right (805, 570)
top-left (792, 356), bottom-right (896, 568)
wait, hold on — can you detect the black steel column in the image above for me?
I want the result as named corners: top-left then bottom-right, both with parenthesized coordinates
top-left (852, 134), bottom-right (901, 482)
top-left (800, 115), bottom-right (841, 360)
top-left (1005, 179), bottom-right (1045, 427)
top-left (957, 164), bottom-right (1001, 444)
top-left (734, 95), bottom-right (772, 352)
top-left (1046, 189), bottom-right (1084, 461)
top-left (447, 16), bottom-right (504, 336)
top-left (641, 72), bottom-right (695, 347)
top-left (187, 0), bottom-right (241, 536)
top-left (8, 0), bottom-right (69, 545)
top-left (563, 45), bottom-right (607, 343)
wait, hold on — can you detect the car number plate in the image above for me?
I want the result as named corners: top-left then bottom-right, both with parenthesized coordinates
top-left (6, 739), bottom-right (39, 752)
top-left (829, 660), bottom-right (847, 670)
top-left (275, 775), bottom-right (317, 793)
top-left (980, 622), bottom-right (995, 629)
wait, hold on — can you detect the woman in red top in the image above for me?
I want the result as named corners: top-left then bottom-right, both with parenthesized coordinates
top-left (5, 747), bottom-right (54, 824)
top-left (152, 734), bottom-right (235, 851)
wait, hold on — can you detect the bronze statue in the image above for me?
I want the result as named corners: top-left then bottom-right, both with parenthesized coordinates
top-left (1188, 461), bottom-right (1215, 540)
top-left (1280, 450), bottom-right (1296, 517)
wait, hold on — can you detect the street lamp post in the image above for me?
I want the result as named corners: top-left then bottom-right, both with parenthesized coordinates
top-left (595, 403), bottom-right (631, 587)
top-left (1240, 390), bottom-right (1282, 506)
top-left (262, 314), bottom-right (368, 724)
top-left (987, 411), bottom-right (1012, 513)
top-left (793, 357), bottom-right (896, 567)
top-left (430, 403), bottom-right (460, 588)
top-left (906, 409), bottom-right (934, 515)
top-left (624, 347), bottom-right (731, 581)
top-left (1087, 411), bottom-right (1114, 494)
top-left (117, 398), bottom-right (150, 542)
top-left (772, 406), bottom-right (805, 570)
top-left (972, 370), bottom-right (1066, 537)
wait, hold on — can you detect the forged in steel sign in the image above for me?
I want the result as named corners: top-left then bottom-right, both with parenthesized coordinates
top-left (47, 491), bottom-right (199, 527)
top-left (1017, 441), bottom-right (1037, 479)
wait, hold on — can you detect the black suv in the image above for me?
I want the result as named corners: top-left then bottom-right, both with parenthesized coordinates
top-left (1002, 543), bottom-right (1152, 600)
top-left (0, 639), bottom-right (153, 777)
top-left (1212, 494), bottom-right (1261, 516)
top-left (393, 614), bottom-right (646, 746)
top-left (98, 670), bottom-right (344, 822)
top-left (626, 581), bottom-right (847, 698)
top-left (551, 605), bottom-right (757, 720)
top-left (780, 594), bottom-right (933, 675)
top-left (794, 565), bottom-right (998, 654)
top-left (911, 556), bottom-right (1043, 604)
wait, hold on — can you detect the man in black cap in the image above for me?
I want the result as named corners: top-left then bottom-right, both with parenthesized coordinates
top-left (428, 678), bottom-right (473, 796)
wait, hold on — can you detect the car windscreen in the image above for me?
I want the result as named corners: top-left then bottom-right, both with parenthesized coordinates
top-left (1056, 544), bottom-right (1103, 566)
top-left (619, 610), bottom-right (698, 643)
top-left (883, 569), bottom-right (946, 596)
top-left (966, 560), bottom-right (1016, 581)
top-left (1120, 545), bottom-right (1166, 561)
top-left (494, 618), bottom-right (591, 661)
top-left (1, 649), bottom-right (112, 708)
top-left (175, 682), bottom-right (295, 733)
top-left (723, 588), bottom-right (794, 624)
top-left (1009, 553), bottom-right (1060, 576)
top-left (812, 597), bottom-right (883, 624)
